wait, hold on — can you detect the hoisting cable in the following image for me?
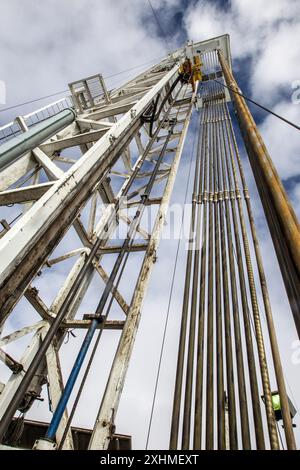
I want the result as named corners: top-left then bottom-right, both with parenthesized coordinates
top-left (213, 79), bottom-right (300, 131)
top-left (142, 75), bottom-right (182, 137)
top-left (145, 96), bottom-right (198, 449)
top-left (147, 0), bottom-right (171, 53)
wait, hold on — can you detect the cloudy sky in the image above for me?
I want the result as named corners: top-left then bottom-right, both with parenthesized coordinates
top-left (0, 0), bottom-right (299, 450)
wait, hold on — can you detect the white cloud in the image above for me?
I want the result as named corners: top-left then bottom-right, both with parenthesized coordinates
top-left (259, 100), bottom-right (300, 179)
top-left (184, 0), bottom-right (300, 101)
top-left (251, 18), bottom-right (300, 102)
top-left (184, 0), bottom-right (300, 177)
top-left (0, 0), bottom-right (179, 123)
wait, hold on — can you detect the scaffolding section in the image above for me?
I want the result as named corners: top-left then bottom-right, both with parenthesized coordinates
top-left (0, 34), bottom-right (298, 451)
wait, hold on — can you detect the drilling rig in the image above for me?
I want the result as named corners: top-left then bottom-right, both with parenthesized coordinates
top-left (0, 34), bottom-right (299, 450)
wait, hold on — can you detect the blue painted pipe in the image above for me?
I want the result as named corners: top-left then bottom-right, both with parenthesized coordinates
top-left (46, 318), bottom-right (99, 440)
top-left (0, 108), bottom-right (76, 171)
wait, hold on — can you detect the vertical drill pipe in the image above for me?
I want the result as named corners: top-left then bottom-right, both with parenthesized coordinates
top-left (219, 98), bottom-right (251, 449)
top-left (169, 208), bottom-right (193, 449)
top-left (237, 118), bottom-right (300, 337)
top-left (212, 55), bottom-right (227, 450)
top-left (218, 50), bottom-right (300, 259)
top-left (250, 155), bottom-right (300, 337)
top-left (224, 109), bottom-right (280, 450)
top-left (219, 100), bottom-right (265, 449)
top-left (215, 99), bottom-right (231, 449)
top-left (260, 164), bottom-right (299, 332)
top-left (226, 104), bottom-right (297, 449)
top-left (218, 50), bottom-right (300, 338)
top-left (216, 102), bottom-right (238, 450)
top-left (181, 113), bottom-right (203, 450)
top-left (170, 111), bottom-right (202, 450)
top-left (221, 100), bottom-right (279, 449)
top-left (193, 105), bottom-right (209, 449)
top-left (205, 97), bottom-right (215, 450)
top-left (212, 101), bottom-right (226, 450)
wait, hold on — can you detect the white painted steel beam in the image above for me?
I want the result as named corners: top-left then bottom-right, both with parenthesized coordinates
top-left (0, 182), bottom-right (53, 205)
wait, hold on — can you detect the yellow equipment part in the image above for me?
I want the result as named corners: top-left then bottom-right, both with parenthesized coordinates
top-left (179, 59), bottom-right (192, 77)
top-left (192, 55), bottom-right (202, 82)
top-left (179, 56), bottom-right (202, 91)
top-left (271, 393), bottom-right (281, 412)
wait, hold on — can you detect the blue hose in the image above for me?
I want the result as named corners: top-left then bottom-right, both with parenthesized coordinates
top-left (46, 318), bottom-right (100, 440)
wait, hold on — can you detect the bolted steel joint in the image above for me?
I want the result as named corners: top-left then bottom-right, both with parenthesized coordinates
top-left (109, 134), bottom-right (116, 144)
top-left (130, 108), bottom-right (137, 119)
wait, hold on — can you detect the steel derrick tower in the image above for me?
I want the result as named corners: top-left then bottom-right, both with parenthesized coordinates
top-left (0, 34), bottom-right (299, 450)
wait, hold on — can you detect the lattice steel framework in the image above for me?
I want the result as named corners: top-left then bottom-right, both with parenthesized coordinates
top-left (0, 35), bottom-right (298, 450)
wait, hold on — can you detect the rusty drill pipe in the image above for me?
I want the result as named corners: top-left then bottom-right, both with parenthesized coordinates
top-left (221, 99), bottom-right (279, 450)
top-left (193, 105), bottom-right (209, 449)
top-left (205, 97), bottom-right (215, 450)
top-left (226, 102), bottom-right (297, 450)
top-left (181, 112), bottom-right (203, 450)
top-left (216, 99), bottom-right (252, 450)
top-left (216, 105), bottom-right (238, 450)
top-left (213, 101), bottom-right (226, 450)
top-left (219, 96), bottom-right (266, 449)
top-left (169, 108), bottom-right (204, 450)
